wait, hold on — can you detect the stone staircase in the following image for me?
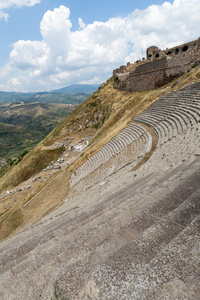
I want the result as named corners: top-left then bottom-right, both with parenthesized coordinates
top-left (0, 82), bottom-right (200, 299)
top-left (0, 154), bottom-right (199, 299)
top-left (134, 82), bottom-right (200, 146)
top-left (70, 83), bottom-right (200, 189)
top-left (70, 123), bottom-right (152, 187)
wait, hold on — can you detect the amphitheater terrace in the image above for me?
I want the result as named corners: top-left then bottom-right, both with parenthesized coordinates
top-left (0, 43), bottom-right (200, 300)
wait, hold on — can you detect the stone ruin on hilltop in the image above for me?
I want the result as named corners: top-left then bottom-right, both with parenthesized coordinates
top-left (113, 37), bottom-right (200, 91)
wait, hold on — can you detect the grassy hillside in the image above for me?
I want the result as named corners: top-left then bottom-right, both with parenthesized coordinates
top-left (0, 102), bottom-right (78, 174)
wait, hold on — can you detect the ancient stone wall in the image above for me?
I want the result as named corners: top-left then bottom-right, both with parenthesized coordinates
top-left (146, 46), bottom-right (160, 59)
top-left (113, 38), bottom-right (200, 91)
top-left (133, 58), bottom-right (167, 74)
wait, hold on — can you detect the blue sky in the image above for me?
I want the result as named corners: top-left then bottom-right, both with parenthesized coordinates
top-left (0, 0), bottom-right (199, 92)
top-left (0, 0), bottom-right (170, 65)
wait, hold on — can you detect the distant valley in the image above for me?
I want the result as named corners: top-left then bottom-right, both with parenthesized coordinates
top-left (0, 84), bottom-right (100, 104)
top-left (0, 84), bottom-right (100, 175)
top-left (0, 102), bottom-right (78, 174)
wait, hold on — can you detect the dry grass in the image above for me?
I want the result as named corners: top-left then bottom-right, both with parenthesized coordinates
top-left (0, 169), bottom-right (70, 240)
top-left (0, 145), bottom-right (65, 192)
top-left (23, 170), bottom-right (70, 225)
top-left (0, 208), bottom-right (23, 240)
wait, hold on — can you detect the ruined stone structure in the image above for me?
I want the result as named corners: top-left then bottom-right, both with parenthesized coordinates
top-left (114, 38), bottom-right (200, 91)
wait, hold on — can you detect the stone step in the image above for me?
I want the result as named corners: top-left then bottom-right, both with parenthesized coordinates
top-left (79, 190), bottom-right (200, 299)
top-left (171, 110), bottom-right (188, 131)
top-left (134, 117), bottom-right (163, 142)
top-left (117, 130), bottom-right (133, 144)
top-left (162, 119), bottom-right (173, 140)
top-left (6, 164), bottom-right (197, 272)
top-left (108, 139), bottom-right (121, 154)
top-left (129, 216), bottom-right (200, 299)
top-left (1, 157), bottom-right (199, 299)
top-left (102, 144), bottom-right (114, 159)
top-left (178, 106), bottom-right (199, 125)
top-left (128, 123), bottom-right (145, 136)
top-left (70, 123), bottom-right (149, 187)
top-left (167, 114), bottom-right (183, 136)
top-left (137, 115), bottom-right (169, 139)
top-left (122, 127), bottom-right (141, 140)
top-left (112, 135), bottom-right (128, 151)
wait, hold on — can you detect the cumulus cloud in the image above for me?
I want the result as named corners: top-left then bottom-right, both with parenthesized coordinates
top-left (2, 0), bottom-right (200, 91)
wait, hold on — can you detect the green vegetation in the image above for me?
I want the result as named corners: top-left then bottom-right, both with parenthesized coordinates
top-left (89, 102), bottom-right (97, 107)
top-left (28, 92), bottom-right (90, 104)
top-left (7, 149), bottom-right (28, 167)
top-left (0, 102), bottom-right (77, 161)
top-left (0, 84), bottom-right (99, 105)
top-left (0, 91), bottom-right (33, 103)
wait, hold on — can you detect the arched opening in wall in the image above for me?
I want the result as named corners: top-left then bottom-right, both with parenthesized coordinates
top-left (175, 48), bottom-right (179, 55)
top-left (194, 43), bottom-right (196, 46)
top-left (155, 53), bottom-right (159, 58)
top-left (167, 50), bottom-right (172, 55)
top-left (182, 45), bottom-right (189, 52)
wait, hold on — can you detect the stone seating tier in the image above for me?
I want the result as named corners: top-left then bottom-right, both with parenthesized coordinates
top-left (70, 123), bottom-right (150, 187)
top-left (1, 154), bottom-right (199, 299)
top-left (134, 83), bottom-right (200, 144)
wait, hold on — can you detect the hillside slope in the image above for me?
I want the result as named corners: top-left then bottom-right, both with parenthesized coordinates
top-left (0, 67), bottom-right (199, 299)
top-left (0, 102), bottom-right (77, 178)
top-left (0, 68), bottom-right (200, 230)
top-left (0, 69), bottom-right (199, 191)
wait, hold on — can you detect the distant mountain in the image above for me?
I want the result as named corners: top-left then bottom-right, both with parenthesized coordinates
top-left (50, 84), bottom-right (101, 94)
top-left (27, 92), bottom-right (90, 104)
top-left (0, 91), bottom-right (34, 104)
top-left (0, 84), bottom-right (101, 104)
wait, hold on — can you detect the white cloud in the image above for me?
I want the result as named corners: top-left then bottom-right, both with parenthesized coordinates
top-left (78, 18), bottom-right (86, 29)
top-left (1, 0), bottom-right (200, 92)
top-left (40, 5), bottom-right (72, 57)
top-left (0, 0), bottom-right (40, 10)
top-left (8, 77), bottom-right (20, 86)
top-left (10, 40), bottom-right (49, 71)
top-left (0, 0), bottom-right (40, 21)
top-left (0, 10), bottom-right (9, 21)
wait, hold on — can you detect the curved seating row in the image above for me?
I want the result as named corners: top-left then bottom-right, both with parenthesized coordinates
top-left (70, 123), bottom-right (151, 187)
top-left (134, 83), bottom-right (200, 145)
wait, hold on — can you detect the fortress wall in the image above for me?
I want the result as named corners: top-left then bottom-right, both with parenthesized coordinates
top-left (133, 58), bottom-right (167, 74)
top-left (165, 63), bottom-right (192, 78)
top-left (127, 69), bottom-right (175, 91)
top-left (166, 44), bottom-right (200, 68)
top-left (113, 38), bottom-right (200, 92)
top-left (116, 64), bottom-right (193, 91)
